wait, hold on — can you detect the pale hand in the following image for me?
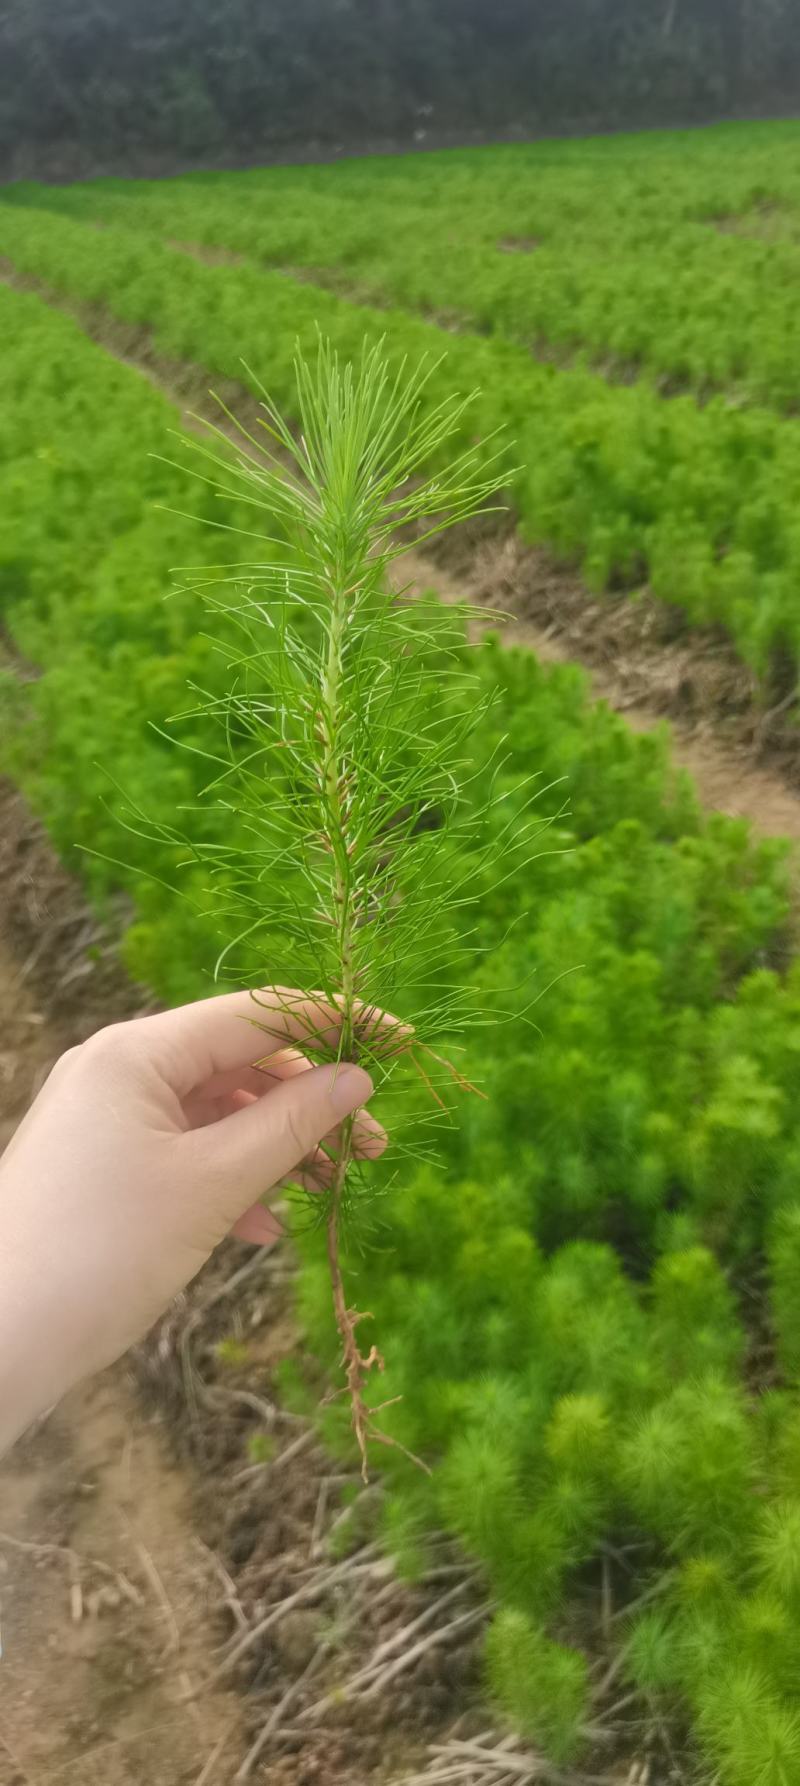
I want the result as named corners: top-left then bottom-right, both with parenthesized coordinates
top-left (0, 987), bottom-right (383, 1451)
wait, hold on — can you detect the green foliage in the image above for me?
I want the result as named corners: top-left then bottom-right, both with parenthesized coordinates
top-left (756, 1503), bottom-right (800, 1613)
top-left (139, 121), bottom-right (800, 424)
top-left (697, 1666), bottom-right (800, 1786)
top-left (6, 178), bottom-right (800, 1778)
top-left (544, 1393), bottom-right (613, 1480)
top-left (649, 1246), bottom-right (743, 1380)
top-left (11, 132), bottom-right (800, 678)
top-left (485, 1610), bottom-right (588, 1764)
top-left (140, 341), bottom-right (505, 1050)
top-left (271, 1356), bottom-right (317, 1419)
top-left (625, 1609), bottom-right (679, 1694)
top-left (622, 1379), bottom-right (754, 1556)
top-left (378, 1485), bottom-right (433, 1582)
top-left (770, 1207), bottom-right (800, 1380)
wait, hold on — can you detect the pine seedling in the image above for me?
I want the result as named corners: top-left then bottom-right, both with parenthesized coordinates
top-left (755, 1501), bottom-right (800, 1611)
top-left (649, 1245), bottom-right (743, 1382)
top-left (768, 1205), bottom-right (800, 1380)
top-left (697, 1666), bottom-right (800, 1786)
top-left (624, 1608), bottom-right (679, 1694)
top-left (484, 1609), bottom-right (589, 1764)
top-left (129, 339), bottom-right (540, 1478)
top-left (622, 1378), bottom-right (754, 1555)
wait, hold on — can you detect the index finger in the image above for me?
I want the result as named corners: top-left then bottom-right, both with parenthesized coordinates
top-left (133, 986), bottom-right (408, 1096)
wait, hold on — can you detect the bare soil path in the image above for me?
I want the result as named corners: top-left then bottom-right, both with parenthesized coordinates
top-left (0, 792), bottom-right (250, 1785)
top-left (397, 541), bottom-right (800, 846)
top-left (0, 1358), bottom-right (246, 1786)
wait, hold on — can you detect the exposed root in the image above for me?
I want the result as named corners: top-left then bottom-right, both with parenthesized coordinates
top-left (327, 1032), bottom-right (481, 1480)
top-left (326, 1147), bottom-right (392, 1484)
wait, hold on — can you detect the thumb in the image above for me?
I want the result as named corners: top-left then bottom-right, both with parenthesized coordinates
top-left (187, 1061), bottom-right (374, 1225)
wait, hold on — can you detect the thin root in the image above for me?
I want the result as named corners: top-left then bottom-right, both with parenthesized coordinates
top-left (326, 1134), bottom-right (428, 1482)
top-left (326, 1035), bottom-right (485, 1476)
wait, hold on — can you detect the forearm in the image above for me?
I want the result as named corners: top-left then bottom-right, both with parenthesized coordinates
top-left (0, 1244), bottom-right (69, 1451)
top-left (0, 1155), bottom-right (106, 1452)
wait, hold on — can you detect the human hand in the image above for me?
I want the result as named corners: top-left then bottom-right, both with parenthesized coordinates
top-left (0, 987), bottom-right (385, 1450)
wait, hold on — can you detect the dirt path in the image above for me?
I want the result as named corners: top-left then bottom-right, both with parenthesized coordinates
top-left (0, 1359), bottom-right (245, 1786)
top-left (0, 846), bottom-right (250, 1785)
top-left (396, 543), bottom-right (800, 846)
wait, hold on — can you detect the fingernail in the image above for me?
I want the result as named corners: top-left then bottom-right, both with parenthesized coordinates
top-left (329, 1063), bottom-right (373, 1118)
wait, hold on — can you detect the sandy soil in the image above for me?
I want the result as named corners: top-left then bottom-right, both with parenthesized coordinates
top-left (0, 1360), bottom-right (247, 1786)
